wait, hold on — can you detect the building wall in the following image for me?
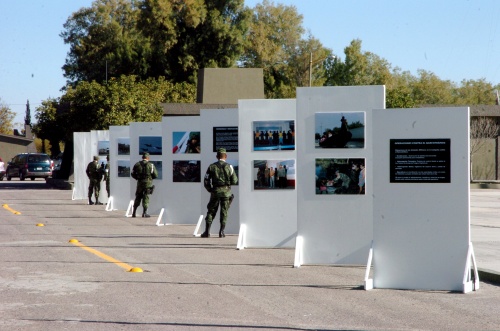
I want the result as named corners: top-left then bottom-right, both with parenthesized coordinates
top-left (196, 68), bottom-right (264, 104)
top-left (472, 138), bottom-right (497, 180)
top-left (0, 141), bottom-right (31, 162)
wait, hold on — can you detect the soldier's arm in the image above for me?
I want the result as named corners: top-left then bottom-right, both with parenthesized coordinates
top-left (203, 168), bottom-right (213, 192)
top-left (229, 165), bottom-right (238, 185)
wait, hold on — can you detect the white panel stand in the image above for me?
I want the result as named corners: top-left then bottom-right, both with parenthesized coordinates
top-left (236, 224), bottom-right (247, 250)
top-left (463, 242), bottom-right (479, 293)
top-left (155, 208), bottom-right (171, 226)
top-left (71, 188), bottom-right (76, 200)
top-left (193, 215), bottom-right (204, 237)
top-left (364, 242), bottom-right (374, 290)
top-left (125, 200), bottom-right (134, 217)
top-left (293, 236), bottom-right (303, 268)
top-left (105, 196), bottom-right (114, 211)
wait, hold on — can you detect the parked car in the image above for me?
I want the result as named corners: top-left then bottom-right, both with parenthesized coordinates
top-left (52, 152), bottom-right (63, 171)
top-left (6, 153), bottom-right (53, 181)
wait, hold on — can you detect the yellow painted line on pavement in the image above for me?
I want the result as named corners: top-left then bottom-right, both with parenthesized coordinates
top-left (69, 239), bottom-right (138, 272)
top-left (2, 204), bottom-right (21, 215)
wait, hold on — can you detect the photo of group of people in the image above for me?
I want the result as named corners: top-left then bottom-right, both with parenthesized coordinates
top-left (253, 120), bottom-right (295, 151)
top-left (117, 160), bottom-right (130, 178)
top-left (139, 136), bottom-right (162, 155)
top-left (315, 112), bottom-right (365, 148)
top-left (173, 131), bottom-right (200, 154)
top-left (253, 159), bottom-right (295, 190)
top-left (315, 158), bottom-right (365, 195)
top-left (172, 160), bottom-right (201, 182)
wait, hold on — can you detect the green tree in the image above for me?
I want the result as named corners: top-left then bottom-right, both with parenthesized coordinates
top-left (409, 69), bottom-right (455, 105)
top-left (139, 0), bottom-right (251, 83)
top-left (33, 99), bottom-right (63, 156)
top-left (0, 99), bottom-right (15, 134)
top-left (61, 0), bottom-right (148, 85)
top-left (454, 79), bottom-right (497, 105)
top-left (24, 100), bottom-right (32, 126)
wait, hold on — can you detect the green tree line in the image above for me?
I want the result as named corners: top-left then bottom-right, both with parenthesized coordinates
top-left (1, 0), bottom-right (497, 178)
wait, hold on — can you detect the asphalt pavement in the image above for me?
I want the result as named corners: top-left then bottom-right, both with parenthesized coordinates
top-left (1, 180), bottom-right (500, 331)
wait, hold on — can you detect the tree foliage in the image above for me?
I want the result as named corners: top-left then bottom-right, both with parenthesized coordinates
top-left (0, 99), bottom-right (15, 134)
top-left (61, 0), bottom-right (251, 85)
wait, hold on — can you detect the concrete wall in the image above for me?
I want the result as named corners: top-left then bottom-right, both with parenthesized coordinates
top-left (472, 138), bottom-right (496, 180)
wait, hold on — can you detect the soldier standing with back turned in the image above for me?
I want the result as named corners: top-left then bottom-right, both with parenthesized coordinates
top-left (131, 152), bottom-right (158, 217)
top-left (86, 156), bottom-right (104, 205)
top-left (201, 148), bottom-right (238, 238)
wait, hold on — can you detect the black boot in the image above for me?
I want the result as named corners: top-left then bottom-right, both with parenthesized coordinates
top-left (219, 224), bottom-right (226, 238)
top-left (88, 197), bottom-right (94, 205)
top-left (201, 222), bottom-right (211, 237)
top-left (132, 206), bottom-right (138, 218)
top-left (95, 198), bottom-right (103, 205)
top-left (142, 208), bottom-right (150, 218)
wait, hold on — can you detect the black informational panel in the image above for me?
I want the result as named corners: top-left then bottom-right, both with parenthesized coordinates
top-left (213, 126), bottom-right (238, 152)
top-left (390, 139), bottom-right (451, 183)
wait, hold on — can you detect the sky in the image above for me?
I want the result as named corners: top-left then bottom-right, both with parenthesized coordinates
top-left (1, 0), bottom-right (499, 128)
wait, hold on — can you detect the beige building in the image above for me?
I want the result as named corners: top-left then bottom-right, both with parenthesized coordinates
top-left (0, 125), bottom-right (36, 163)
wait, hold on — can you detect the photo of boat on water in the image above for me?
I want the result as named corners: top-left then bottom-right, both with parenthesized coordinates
top-left (315, 112), bottom-right (365, 148)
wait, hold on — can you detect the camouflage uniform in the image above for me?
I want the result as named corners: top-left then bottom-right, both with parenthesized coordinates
top-left (131, 153), bottom-right (158, 217)
top-left (86, 156), bottom-right (103, 205)
top-left (202, 148), bottom-right (238, 237)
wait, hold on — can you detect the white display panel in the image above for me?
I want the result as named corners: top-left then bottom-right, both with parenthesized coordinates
top-left (109, 126), bottom-right (131, 211)
top-left (295, 86), bottom-right (385, 264)
top-left (371, 107), bottom-right (470, 291)
top-left (73, 132), bottom-right (91, 200)
top-left (129, 122), bottom-right (162, 215)
top-left (238, 99), bottom-right (297, 247)
top-left (161, 116), bottom-right (201, 224)
top-left (200, 109), bottom-right (240, 235)
top-left (91, 130), bottom-right (109, 204)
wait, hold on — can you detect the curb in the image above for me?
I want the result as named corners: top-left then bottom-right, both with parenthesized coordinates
top-left (478, 268), bottom-right (500, 285)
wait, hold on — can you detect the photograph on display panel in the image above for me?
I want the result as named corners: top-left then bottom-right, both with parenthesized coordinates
top-left (316, 158), bottom-right (365, 195)
top-left (173, 131), bottom-right (201, 154)
top-left (253, 120), bottom-right (295, 151)
top-left (98, 140), bottom-right (110, 155)
top-left (315, 112), bottom-right (365, 148)
top-left (139, 136), bottom-right (162, 155)
top-left (173, 160), bottom-right (200, 182)
top-left (117, 138), bottom-right (130, 155)
top-left (117, 160), bottom-right (130, 178)
top-left (253, 159), bottom-right (295, 190)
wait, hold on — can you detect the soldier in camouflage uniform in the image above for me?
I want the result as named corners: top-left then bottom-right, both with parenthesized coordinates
top-left (131, 152), bottom-right (158, 217)
top-left (86, 156), bottom-right (104, 205)
top-left (201, 148), bottom-right (238, 238)
top-left (104, 155), bottom-right (110, 198)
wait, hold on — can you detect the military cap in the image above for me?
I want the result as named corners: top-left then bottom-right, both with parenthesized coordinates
top-left (142, 152), bottom-right (150, 159)
top-left (217, 148), bottom-right (226, 154)
top-left (93, 156), bottom-right (99, 161)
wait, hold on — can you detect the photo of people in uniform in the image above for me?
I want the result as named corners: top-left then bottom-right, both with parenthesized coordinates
top-left (316, 158), bottom-right (365, 195)
top-left (173, 160), bottom-right (200, 182)
top-left (117, 160), bottom-right (130, 178)
top-left (139, 136), bottom-right (162, 155)
top-left (117, 138), bottom-right (130, 155)
top-left (315, 112), bottom-right (365, 148)
top-left (253, 159), bottom-right (295, 190)
top-left (253, 120), bottom-right (295, 151)
top-left (173, 131), bottom-right (201, 154)
top-left (98, 140), bottom-right (110, 155)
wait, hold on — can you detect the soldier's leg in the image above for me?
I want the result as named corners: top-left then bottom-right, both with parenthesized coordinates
top-left (95, 182), bottom-right (103, 205)
top-left (202, 194), bottom-right (219, 237)
top-left (88, 183), bottom-right (94, 205)
top-left (142, 192), bottom-right (150, 217)
top-left (219, 198), bottom-right (230, 238)
top-left (132, 190), bottom-right (142, 217)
